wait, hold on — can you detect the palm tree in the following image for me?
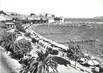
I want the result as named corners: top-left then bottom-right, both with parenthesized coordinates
top-left (0, 31), bottom-right (33, 60)
top-left (0, 31), bottom-right (17, 53)
top-left (20, 50), bottom-right (58, 73)
top-left (67, 44), bottom-right (83, 68)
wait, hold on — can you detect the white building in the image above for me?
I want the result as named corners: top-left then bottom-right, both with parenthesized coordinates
top-left (48, 18), bottom-right (55, 23)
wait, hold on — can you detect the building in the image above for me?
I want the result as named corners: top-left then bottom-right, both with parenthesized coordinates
top-left (5, 22), bottom-right (16, 29)
top-left (48, 18), bottom-right (55, 23)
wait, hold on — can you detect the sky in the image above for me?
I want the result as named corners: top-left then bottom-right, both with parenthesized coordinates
top-left (0, 0), bottom-right (103, 18)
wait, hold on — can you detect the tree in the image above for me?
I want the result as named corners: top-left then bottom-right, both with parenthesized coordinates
top-left (0, 31), bottom-right (33, 60)
top-left (67, 44), bottom-right (83, 68)
top-left (30, 13), bottom-right (36, 16)
top-left (11, 38), bottom-right (33, 60)
top-left (19, 50), bottom-right (58, 73)
top-left (0, 31), bottom-right (17, 53)
top-left (15, 23), bottom-right (26, 33)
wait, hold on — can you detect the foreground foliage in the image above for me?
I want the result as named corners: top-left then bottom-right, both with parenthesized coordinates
top-left (0, 31), bottom-right (33, 60)
top-left (19, 51), bottom-right (58, 73)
